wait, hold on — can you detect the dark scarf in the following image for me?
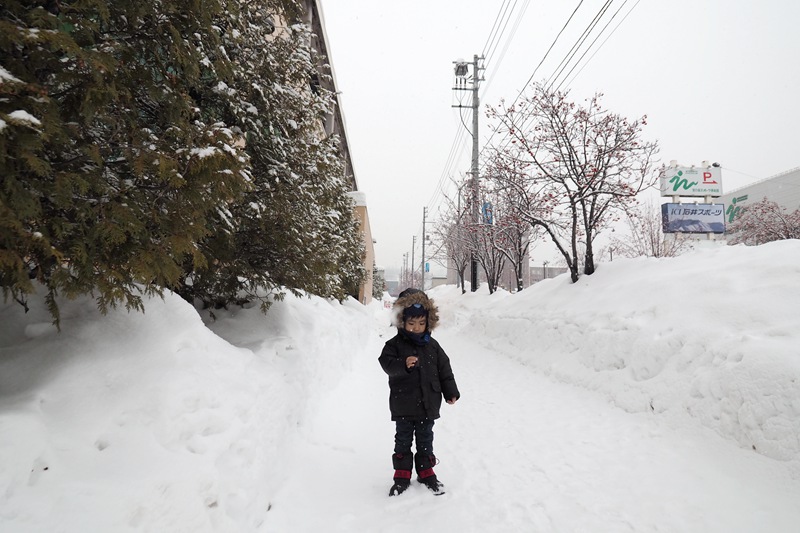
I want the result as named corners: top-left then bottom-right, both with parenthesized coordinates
top-left (399, 328), bottom-right (431, 346)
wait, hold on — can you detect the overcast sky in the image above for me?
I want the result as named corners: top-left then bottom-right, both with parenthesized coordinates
top-left (320, 0), bottom-right (800, 278)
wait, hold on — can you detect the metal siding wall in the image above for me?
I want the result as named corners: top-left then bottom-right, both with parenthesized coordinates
top-left (719, 169), bottom-right (800, 212)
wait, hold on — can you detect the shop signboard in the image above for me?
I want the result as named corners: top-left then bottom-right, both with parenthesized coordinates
top-left (661, 203), bottom-right (725, 233)
top-left (660, 166), bottom-right (722, 197)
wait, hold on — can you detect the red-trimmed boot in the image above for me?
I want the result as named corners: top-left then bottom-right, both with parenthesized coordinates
top-left (389, 452), bottom-right (412, 496)
top-left (415, 452), bottom-right (444, 495)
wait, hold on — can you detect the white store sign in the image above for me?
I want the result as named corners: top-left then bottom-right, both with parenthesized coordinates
top-left (660, 166), bottom-right (722, 197)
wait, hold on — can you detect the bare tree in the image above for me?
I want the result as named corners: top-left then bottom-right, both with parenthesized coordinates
top-left (432, 186), bottom-right (473, 294)
top-left (472, 221), bottom-right (507, 294)
top-left (611, 200), bottom-right (693, 258)
top-left (496, 217), bottom-right (530, 292)
top-left (727, 198), bottom-right (800, 245)
top-left (485, 83), bottom-right (659, 282)
top-left (484, 183), bottom-right (532, 291)
top-left (442, 224), bottom-right (471, 294)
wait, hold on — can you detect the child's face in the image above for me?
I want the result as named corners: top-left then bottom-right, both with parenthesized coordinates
top-left (404, 316), bottom-right (427, 334)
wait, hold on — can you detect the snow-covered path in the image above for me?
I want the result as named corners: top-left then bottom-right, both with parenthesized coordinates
top-left (263, 319), bottom-right (800, 533)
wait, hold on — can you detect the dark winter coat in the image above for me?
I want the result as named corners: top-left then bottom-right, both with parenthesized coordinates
top-left (379, 332), bottom-right (460, 421)
top-left (378, 289), bottom-right (460, 421)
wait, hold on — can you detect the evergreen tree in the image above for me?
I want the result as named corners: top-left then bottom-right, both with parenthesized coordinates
top-left (1, 1), bottom-right (250, 325)
top-left (181, 0), bottom-right (365, 311)
top-left (372, 262), bottom-right (385, 300)
top-left (2, 0), bottom-right (366, 324)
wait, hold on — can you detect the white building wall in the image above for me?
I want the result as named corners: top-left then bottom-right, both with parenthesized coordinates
top-left (719, 167), bottom-right (800, 224)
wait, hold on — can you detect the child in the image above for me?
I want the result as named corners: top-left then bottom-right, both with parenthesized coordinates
top-left (378, 288), bottom-right (460, 496)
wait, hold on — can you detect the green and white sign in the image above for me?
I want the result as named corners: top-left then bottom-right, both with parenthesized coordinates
top-left (726, 195), bottom-right (749, 223)
top-left (660, 166), bottom-right (722, 197)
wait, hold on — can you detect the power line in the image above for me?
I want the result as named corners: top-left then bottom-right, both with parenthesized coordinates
top-left (423, 75), bottom-right (473, 214)
top-left (481, 0), bottom-right (532, 98)
top-left (545, 0), bottom-right (613, 92)
top-left (425, 0), bottom-right (522, 219)
top-left (479, 0), bottom-right (586, 158)
top-left (425, 60), bottom-right (483, 208)
top-left (514, 0), bottom-right (586, 104)
top-left (505, 0), bottom-right (634, 146)
top-left (484, 0), bottom-right (519, 68)
top-left (484, 0), bottom-right (642, 159)
top-left (425, 123), bottom-right (470, 212)
top-left (561, 0), bottom-right (641, 90)
top-left (424, 0), bottom-right (646, 274)
top-left (482, 0), bottom-right (515, 60)
top-left (426, 0), bottom-right (534, 227)
top-left (552, 0), bottom-right (630, 93)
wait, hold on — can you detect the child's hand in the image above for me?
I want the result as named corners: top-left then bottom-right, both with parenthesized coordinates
top-left (406, 356), bottom-right (418, 369)
top-left (446, 397), bottom-right (458, 405)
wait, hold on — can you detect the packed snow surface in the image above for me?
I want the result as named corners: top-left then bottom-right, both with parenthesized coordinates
top-left (2, 241), bottom-right (799, 532)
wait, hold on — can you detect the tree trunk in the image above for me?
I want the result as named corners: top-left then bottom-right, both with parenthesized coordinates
top-left (584, 241), bottom-right (596, 275)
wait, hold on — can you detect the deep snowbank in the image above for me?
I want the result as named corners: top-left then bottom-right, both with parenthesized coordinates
top-left (431, 240), bottom-right (800, 464)
top-left (0, 290), bottom-right (373, 532)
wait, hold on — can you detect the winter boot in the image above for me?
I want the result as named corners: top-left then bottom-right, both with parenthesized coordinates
top-left (415, 452), bottom-right (444, 494)
top-left (389, 452), bottom-right (413, 496)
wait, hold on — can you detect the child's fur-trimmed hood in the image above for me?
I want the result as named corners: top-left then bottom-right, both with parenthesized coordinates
top-left (392, 289), bottom-right (440, 331)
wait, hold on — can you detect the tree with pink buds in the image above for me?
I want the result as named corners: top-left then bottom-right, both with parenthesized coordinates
top-left (485, 83), bottom-right (659, 282)
top-left (727, 198), bottom-right (800, 246)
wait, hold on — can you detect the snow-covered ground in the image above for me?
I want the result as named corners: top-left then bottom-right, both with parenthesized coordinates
top-left (2, 241), bottom-right (800, 532)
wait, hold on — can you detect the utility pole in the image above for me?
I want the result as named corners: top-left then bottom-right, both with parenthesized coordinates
top-left (421, 207), bottom-right (427, 291)
top-left (453, 54), bottom-right (484, 292)
top-left (411, 236), bottom-right (416, 290)
top-left (402, 253), bottom-right (408, 288)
